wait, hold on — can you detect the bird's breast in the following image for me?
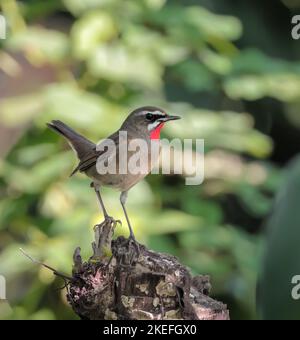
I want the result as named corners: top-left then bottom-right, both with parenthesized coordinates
top-left (87, 138), bottom-right (160, 191)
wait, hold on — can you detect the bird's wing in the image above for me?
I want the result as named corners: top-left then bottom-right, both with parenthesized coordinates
top-left (76, 131), bottom-right (120, 174)
top-left (70, 151), bottom-right (98, 175)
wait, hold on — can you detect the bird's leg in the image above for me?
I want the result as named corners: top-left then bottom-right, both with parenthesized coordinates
top-left (93, 183), bottom-right (109, 219)
top-left (120, 191), bottom-right (135, 239)
top-left (92, 182), bottom-right (121, 227)
top-left (120, 191), bottom-right (140, 256)
top-left (91, 183), bottom-right (121, 261)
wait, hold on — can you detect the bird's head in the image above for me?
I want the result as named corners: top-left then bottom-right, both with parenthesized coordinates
top-left (122, 106), bottom-right (181, 140)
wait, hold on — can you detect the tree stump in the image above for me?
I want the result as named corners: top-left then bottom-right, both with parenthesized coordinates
top-left (67, 220), bottom-right (229, 320)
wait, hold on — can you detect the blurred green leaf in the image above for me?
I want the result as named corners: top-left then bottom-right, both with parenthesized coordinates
top-left (3, 152), bottom-right (74, 193)
top-left (41, 83), bottom-right (122, 136)
top-left (167, 109), bottom-right (273, 157)
top-left (72, 10), bottom-right (118, 59)
top-left (6, 27), bottom-right (69, 63)
top-left (0, 92), bottom-right (44, 127)
top-left (141, 210), bottom-right (201, 235)
top-left (173, 60), bottom-right (216, 91)
top-left (88, 44), bottom-right (163, 88)
top-left (185, 6), bottom-right (242, 41)
top-left (63, 0), bottom-right (117, 16)
top-left (224, 74), bottom-right (300, 102)
top-left (259, 156), bottom-right (300, 320)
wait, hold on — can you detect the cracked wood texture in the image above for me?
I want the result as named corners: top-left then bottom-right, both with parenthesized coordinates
top-left (67, 224), bottom-right (230, 320)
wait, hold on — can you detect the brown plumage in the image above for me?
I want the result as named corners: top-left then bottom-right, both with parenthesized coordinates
top-left (47, 106), bottom-right (180, 242)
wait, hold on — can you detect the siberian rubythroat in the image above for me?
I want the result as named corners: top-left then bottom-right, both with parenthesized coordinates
top-left (47, 106), bottom-right (180, 243)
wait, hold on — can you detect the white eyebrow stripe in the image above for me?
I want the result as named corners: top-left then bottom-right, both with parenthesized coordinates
top-left (137, 110), bottom-right (165, 116)
top-left (153, 110), bottom-right (165, 116)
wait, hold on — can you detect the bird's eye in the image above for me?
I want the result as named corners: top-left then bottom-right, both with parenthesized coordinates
top-left (146, 113), bottom-right (154, 121)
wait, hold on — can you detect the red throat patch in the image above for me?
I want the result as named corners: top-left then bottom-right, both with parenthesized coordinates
top-left (150, 123), bottom-right (164, 140)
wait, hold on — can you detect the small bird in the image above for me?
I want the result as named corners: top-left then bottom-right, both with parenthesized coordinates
top-left (47, 106), bottom-right (180, 243)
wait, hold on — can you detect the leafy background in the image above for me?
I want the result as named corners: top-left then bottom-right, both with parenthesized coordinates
top-left (1, 0), bottom-right (300, 320)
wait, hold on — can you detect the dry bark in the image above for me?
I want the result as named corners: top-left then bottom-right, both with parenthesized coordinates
top-left (67, 220), bottom-right (229, 320)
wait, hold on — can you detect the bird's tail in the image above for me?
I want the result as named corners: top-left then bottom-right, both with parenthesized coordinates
top-left (47, 120), bottom-right (95, 162)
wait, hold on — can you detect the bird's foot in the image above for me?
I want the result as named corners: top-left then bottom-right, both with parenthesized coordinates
top-left (93, 216), bottom-right (122, 231)
top-left (91, 216), bottom-right (121, 261)
top-left (128, 235), bottom-right (140, 256)
top-left (116, 234), bottom-right (141, 266)
top-left (107, 216), bottom-right (122, 228)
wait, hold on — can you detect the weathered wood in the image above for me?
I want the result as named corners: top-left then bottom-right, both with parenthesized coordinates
top-left (67, 221), bottom-right (229, 320)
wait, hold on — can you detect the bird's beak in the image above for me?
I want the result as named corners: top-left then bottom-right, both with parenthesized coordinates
top-left (160, 115), bottom-right (181, 122)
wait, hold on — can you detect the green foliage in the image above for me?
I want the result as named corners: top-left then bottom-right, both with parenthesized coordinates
top-left (0, 0), bottom-right (297, 320)
top-left (259, 157), bottom-right (300, 320)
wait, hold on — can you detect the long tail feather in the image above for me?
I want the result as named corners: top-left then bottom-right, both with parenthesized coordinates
top-left (47, 120), bottom-right (95, 174)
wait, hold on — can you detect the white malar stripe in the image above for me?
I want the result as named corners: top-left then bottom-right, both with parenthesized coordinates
top-left (148, 121), bottom-right (160, 131)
